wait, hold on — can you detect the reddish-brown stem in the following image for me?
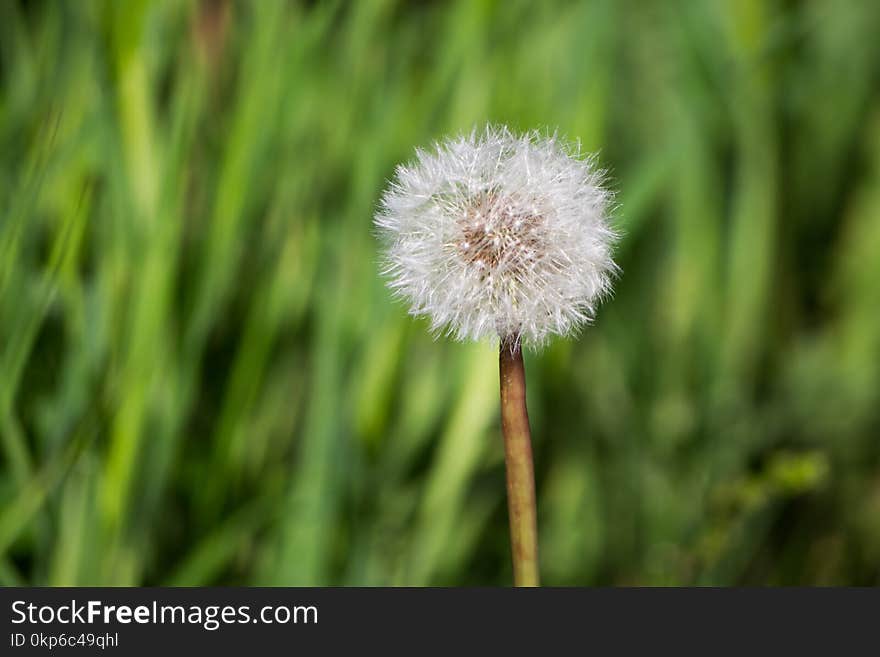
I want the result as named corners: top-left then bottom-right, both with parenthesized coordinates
top-left (499, 337), bottom-right (539, 586)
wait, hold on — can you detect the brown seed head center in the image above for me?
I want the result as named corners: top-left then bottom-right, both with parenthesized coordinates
top-left (457, 192), bottom-right (542, 274)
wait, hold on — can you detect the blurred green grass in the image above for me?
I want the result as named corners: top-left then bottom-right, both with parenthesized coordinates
top-left (1, 0), bottom-right (880, 585)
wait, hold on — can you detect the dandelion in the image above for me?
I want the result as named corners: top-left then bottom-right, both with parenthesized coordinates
top-left (375, 125), bottom-right (618, 585)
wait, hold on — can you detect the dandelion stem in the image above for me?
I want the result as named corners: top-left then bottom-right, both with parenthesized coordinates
top-left (499, 337), bottom-right (539, 586)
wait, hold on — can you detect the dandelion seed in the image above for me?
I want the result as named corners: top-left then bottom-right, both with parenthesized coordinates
top-left (375, 124), bottom-right (618, 348)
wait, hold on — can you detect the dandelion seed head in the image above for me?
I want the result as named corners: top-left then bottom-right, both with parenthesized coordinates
top-left (375, 125), bottom-right (618, 347)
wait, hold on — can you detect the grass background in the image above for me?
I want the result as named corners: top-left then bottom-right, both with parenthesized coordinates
top-left (2, 0), bottom-right (880, 586)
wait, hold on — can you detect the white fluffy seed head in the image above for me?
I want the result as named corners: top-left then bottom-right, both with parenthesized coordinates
top-left (375, 125), bottom-right (619, 348)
